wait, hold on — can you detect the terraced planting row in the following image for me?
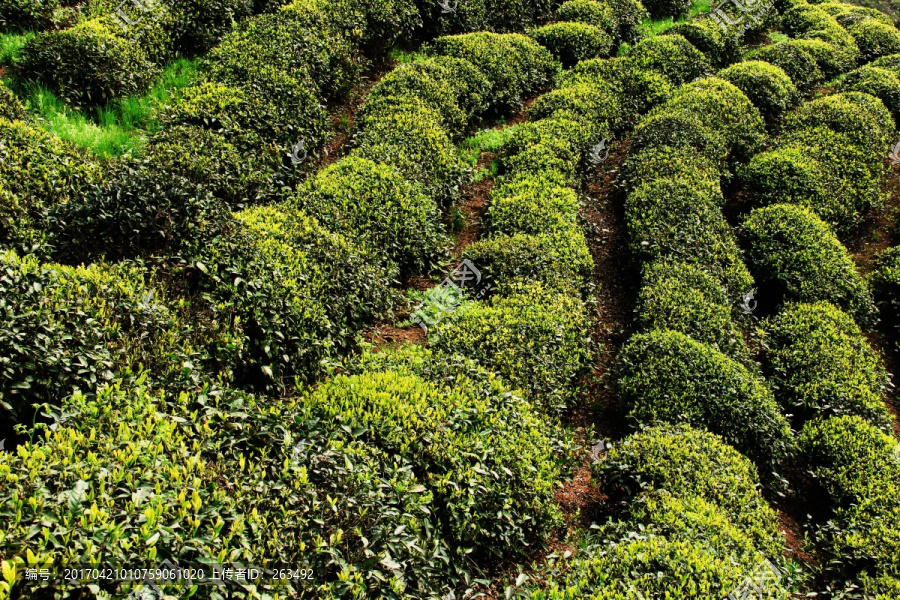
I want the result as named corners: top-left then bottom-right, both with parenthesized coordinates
top-left (1, 0), bottom-right (900, 597)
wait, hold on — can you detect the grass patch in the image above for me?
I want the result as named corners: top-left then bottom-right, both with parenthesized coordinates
top-left (0, 31), bottom-right (34, 68)
top-left (459, 126), bottom-right (519, 168)
top-left (6, 57), bottom-right (198, 157)
top-left (638, 1), bottom-right (713, 36)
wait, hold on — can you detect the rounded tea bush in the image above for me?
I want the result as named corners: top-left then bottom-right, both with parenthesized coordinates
top-left (430, 281), bottom-right (592, 412)
top-left (664, 19), bottom-right (741, 67)
top-left (352, 100), bottom-right (462, 205)
top-left (754, 42), bottom-right (824, 92)
top-left (487, 173), bottom-right (581, 238)
top-left (606, 0), bottom-right (648, 43)
top-left (847, 19), bottom-right (900, 62)
top-left (530, 21), bottom-right (614, 66)
top-left (619, 144), bottom-right (723, 196)
top-left (0, 0), bottom-right (61, 31)
top-left (529, 81), bottom-right (621, 138)
top-left (597, 423), bottom-right (784, 553)
top-left (0, 81), bottom-right (26, 122)
top-left (841, 65), bottom-right (900, 123)
top-left (636, 259), bottom-right (749, 360)
top-left (501, 116), bottom-right (596, 186)
top-left (641, 0), bottom-right (691, 17)
top-left (616, 329), bottom-right (792, 468)
top-left (292, 155), bottom-right (447, 274)
top-left (790, 38), bottom-right (856, 79)
top-left (626, 34), bottom-right (712, 86)
top-left (871, 52), bottom-right (900, 70)
top-left (740, 204), bottom-right (876, 326)
top-left (782, 91), bottom-right (895, 153)
top-left (717, 61), bottom-right (798, 125)
top-left (625, 178), bottom-right (753, 296)
top-left (629, 111), bottom-right (728, 165)
top-left (557, 0), bottom-right (616, 31)
top-left (765, 301), bottom-right (891, 430)
top-left (427, 32), bottom-right (558, 111)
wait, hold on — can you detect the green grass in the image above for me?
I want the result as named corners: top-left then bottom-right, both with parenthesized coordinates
top-left (6, 57), bottom-right (198, 157)
top-left (638, 1), bottom-right (713, 36)
top-left (459, 126), bottom-right (520, 168)
top-left (0, 31), bottom-right (34, 67)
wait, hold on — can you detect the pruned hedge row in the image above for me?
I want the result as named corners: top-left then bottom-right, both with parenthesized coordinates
top-left (739, 92), bottom-right (893, 233)
top-left (525, 425), bottom-right (787, 597)
top-left (797, 416), bottom-right (900, 593)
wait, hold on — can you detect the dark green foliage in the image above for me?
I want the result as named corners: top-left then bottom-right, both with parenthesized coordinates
top-left (0, 119), bottom-right (103, 253)
top-left (417, 0), bottom-right (557, 39)
top-left (626, 34), bottom-right (713, 86)
top-left (427, 32), bottom-right (558, 111)
top-left (0, 0), bottom-right (60, 31)
top-left (740, 204), bottom-right (876, 326)
top-left (192, 205), bottom-right (396, 392)
top-left (167, 0), bottom-right (253, 54)
top-left (597, 423), bottom-right (785, 555)
top-left (754, 42), bottom-right (824, 92)
top-left (145, 125), bottom-right (275, 205)
top-left (562, 57), bottom-right (674, 128)
top-left (430, 282), bottom-right (592, 412)
top-left (765, 302), bottom-right (891, 430)
top-left (791, 38), bottom-right (857, 78)
top-left (530, 21), bottom-right (614, 67)
top-left (642, 0), bottom-right (692, 18)
top-left (0, 252), bottom-right (218, 424)
top-left (847, 19), bottom-right (900, 62)
top-left (46, 161), bottom-right (232, 264)
top-left (636, 259), bottom-right (749, 361)
top-left (606, 0), bottom-right (648, 43)
top-left (664, 19), bottom-right (741, 67)
top-left (871, 52), bottom-right (900, 70)
top-left (717, 61), bottom-right (799, 125)
top-left (19, 21), bottom-right (160, 107)
top-left (650, 77), bottom-right (765, 160)
top-left (300, 367), bottom-right (566, 558)
top-left (841, 65), bottom-right (900, 123)
top-left (351, 100), bottom-right (462, 205)
top-left (626, 178), bottom-right (753, 296)
top-left (283, 0), bottom-right (421, 53)
top-left (616, 329), bottom-right (792, 468)
top-left (797, 416), bottom-right (900, 584)
top-left (292, 156), bottom-right (447, 274)
top-left (870, 246), bottom-right (900, 340)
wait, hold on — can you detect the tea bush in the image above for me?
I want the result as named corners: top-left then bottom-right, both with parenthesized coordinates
top-left (716, 61), bottom-right (799, 125)
top-left (629, 111), bottom-right (728, 165)
top-left (626, 34), bottom-right (712, 86)
top-left (642, 0), bottom-right (692, 17)
top-left (562, 57), bottom-right (673, 128)
top-left (821, 3), bottom-right (894, 27)
top-left (847, 19), bottom-right (900, 61)
top-left (430, 281), bottom-right (591, 412)
top-left (664, 19), bottom-right (741, 67)
top-left (427, 32), bottom-right (558, 111)
top-left (487, 174), bottom-right (581, 238)
top-left (529, 81), bottom-right (621, 139)
top-left (619, 144), bottom-right (723, 196)
top-left (782, 91), bottom-right (895, 150)
top-left (790, 38), bottom-right (856, 78)
top-left (501, 117), bottom-right (596, 183)
top-left (0, 119), bottom-right (103, 253)
top-left (650, 77), bottom-right (765, 159)
top-left (740, 204), bottom-right (876, 325)
top-left (417, 0), bottom-right (556, 40)
top-left (0, 0), bottom-right (60, 31)
top-left (738, 128), bottom-right (886, 233)
top-left (46, 161), bottom-right (233, 264)
top-left (597, 423), bottom-right (784, 554)
top-left (19, 20), bottom-right (160, 107)
top-left (203, 10), bottom-right (359, 101)
top-left (797, 416), bottom-right (900, 584)
top-left (557, 0), bottom-right (616, 31)
top-left (300, 368), bottom-right (566, 558)
top-left (606, 0), bottom-right (648, 43)
top-left (636, 259), bottom-right (749, 361)
top-left (351, 100), bottom-right (462, 205)
top-left (291, 156), bottom-right (447, 274)
top-left (616, 329), bottom-right (792, 468)
top-left (765, 302), bottom-right (891, 430)
top-left (625, 178), bottom-right (753, 297)
top-left (464, 230), bottom-right (595, 294)
top-left (144, 125), bottom-right (275, 205)
top-left (0, 252), bottom-right (215, 425)
top-left (191, 205), bottom-right (396, 392)
top-left (871, 52), bottom-right (900, 70)
top-left (870, 246), bottom-right (900, 340)
top-left (754, 42), bottom-right (824, 92)
top-left (841, 65), bottom-right (900, 123)
top-left (530, 21), bottom-right (614, 67)
top-left (0, 81), bottom-right (26, 122)
top-left (291, 0), bottom-right (421, 53)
